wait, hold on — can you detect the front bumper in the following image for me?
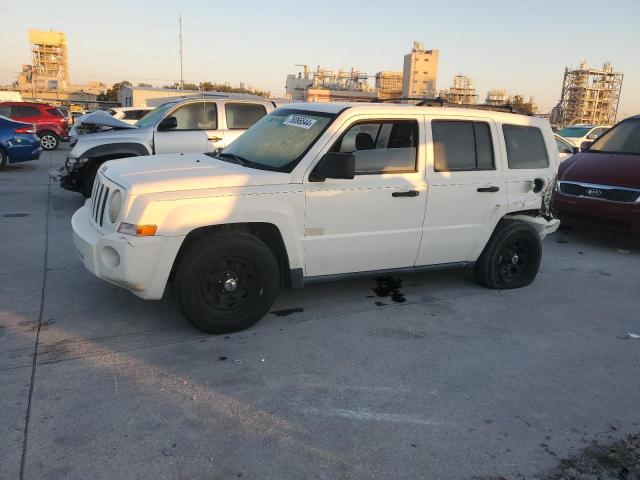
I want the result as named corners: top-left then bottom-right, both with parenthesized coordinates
top-left (71, 204), bottom-right (184, 299)
top-left (57, 161), bottom-right (85, 192)
top-left (553, 192), bottom-right (640, 234)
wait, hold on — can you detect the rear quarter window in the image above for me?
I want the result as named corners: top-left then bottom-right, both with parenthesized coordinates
top-left (502, 124), bottom-right (549, 169)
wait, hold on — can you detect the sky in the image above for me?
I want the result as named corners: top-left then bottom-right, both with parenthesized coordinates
top-left (1, 0), bottom-right (638, 116)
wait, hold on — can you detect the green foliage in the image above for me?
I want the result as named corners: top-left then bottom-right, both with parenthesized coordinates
top-left (137, 82), bottom-right (152, 88)
top-left (97, 80), bottom-right (132, 101)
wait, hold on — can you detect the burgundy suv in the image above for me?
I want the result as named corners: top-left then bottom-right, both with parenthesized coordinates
top-left (0, 102), bottom-right (69, 151)
top-left (554, 115), bottom-right (640, 234)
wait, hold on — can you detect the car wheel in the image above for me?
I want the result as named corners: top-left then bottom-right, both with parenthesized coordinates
top-left (0, 149), bottom-right (7, 168)
top-left (174, 233), bottom-right (280, 334)
top-left (474, 220), bottom-right (542, 289)
top-left (40, 132), bottom-right (59, 151)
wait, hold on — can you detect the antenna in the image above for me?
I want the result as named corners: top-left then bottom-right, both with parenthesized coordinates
top-left (178, 12), bottom-right (184, 89)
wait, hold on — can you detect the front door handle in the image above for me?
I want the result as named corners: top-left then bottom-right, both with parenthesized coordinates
top-left (208, 136), bottom-right (222, 142)
top-left (477, 186), bottom-right (499, 193)
top-left (392, 190), bottom-right (419, 197)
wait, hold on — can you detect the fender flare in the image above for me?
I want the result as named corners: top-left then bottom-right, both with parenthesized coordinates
top-left (83, 142), bottom-right (151, 160)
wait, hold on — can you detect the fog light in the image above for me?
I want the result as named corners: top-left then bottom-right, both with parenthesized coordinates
top-left (101, 246), bottom-right (120, 268)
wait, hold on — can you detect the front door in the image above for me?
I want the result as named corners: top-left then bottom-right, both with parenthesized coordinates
top-left (416, 117), bottom-right (507, 265)
top-left (153, 100), bottom-right (216, 154)
top-left (304, 117), bottom-right (427, 277)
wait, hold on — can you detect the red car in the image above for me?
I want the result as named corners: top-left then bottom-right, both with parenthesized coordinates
top-left (554, 115), bottom-right (640, 234)
top-left (0, 101), bottom-right (69, 151)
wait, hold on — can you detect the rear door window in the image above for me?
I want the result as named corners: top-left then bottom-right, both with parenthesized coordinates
top-left (170, 102), bottom-right (217, 130)
top-left (432, 120), bottom-right (495, 171)
top-left (11, 106), bottom-right (40, 118)
top-left (502, 124), bottom-right (549, 169)
top-left (225, 103), bottom-right (267, 129)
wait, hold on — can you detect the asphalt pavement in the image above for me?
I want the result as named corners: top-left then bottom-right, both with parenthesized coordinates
top-left (1, 146), bottom-right (639, 480)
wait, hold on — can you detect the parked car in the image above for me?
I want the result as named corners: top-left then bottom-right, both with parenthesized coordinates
top-left (555, 133), bottom-right (579, 161)
top-left (57, 105), bottom-right (74, 126)
top-left (0, 101), bottom-right (69, 151)
top-left (0, 115), bottom-right (42, 167)
top-left (71, 103), bottom-right (560, 334)
top-left (554, 115), bottom-right (640, 234)
top-left (556, 124), bottom-right (610, 148)
top-left (58, 95), bottom-right (276, 195)
top-left (108, 107), bottom-right (153, 125)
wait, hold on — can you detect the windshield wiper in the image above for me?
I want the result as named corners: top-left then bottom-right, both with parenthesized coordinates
top-left (216, 152), bottom-right (251, 166)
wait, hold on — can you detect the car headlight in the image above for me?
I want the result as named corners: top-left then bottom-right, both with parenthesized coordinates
top-left (67, 157), bottom-right (88, 165)
top-left (108, 190), bottom-right (123, 223)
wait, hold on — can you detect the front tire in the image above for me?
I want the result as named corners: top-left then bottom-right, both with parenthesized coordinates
top-left (39, 132), bottom-right (59, 151)
top-left (174, 233), bottom-right (280, 334)
top-left (474, 220), bottom-right (542, 289)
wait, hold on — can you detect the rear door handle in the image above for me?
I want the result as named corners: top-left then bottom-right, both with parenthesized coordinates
top-left (477, 186), bottom-right (499, 193)
top-left (392, 190), bottom-right (419, 197)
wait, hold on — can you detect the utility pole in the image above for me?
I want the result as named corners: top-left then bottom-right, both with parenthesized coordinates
top-left (178, 12), bottom-right (184, 90)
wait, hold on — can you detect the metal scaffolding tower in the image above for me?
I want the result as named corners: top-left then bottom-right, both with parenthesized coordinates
top-left (28, 30), bottom-right (70, 91)
top-left (558, 61), bottom-right (623, 126)
top-left (440, 75), bottom-right (479, 105)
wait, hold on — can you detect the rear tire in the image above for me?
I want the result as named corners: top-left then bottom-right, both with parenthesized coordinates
top-left (474, 220), bottom-right (542, 289)
top-left (174, 233), bottom-right (280, 334)
top-left (39, 132), bottom-right (59, 151)
top-left (0, 149), bottom-right (7, 168)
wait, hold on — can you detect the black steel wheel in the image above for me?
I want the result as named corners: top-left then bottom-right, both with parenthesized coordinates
top-left (174, 233), bottom-right (280, 334)
top-left (474, 220), bottom-right (542, 289)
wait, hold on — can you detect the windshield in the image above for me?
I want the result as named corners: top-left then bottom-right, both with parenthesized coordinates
top-left (134, 103), bottom-right (175, 128)
top-left (557, 126), bottom-right (592, 138)
top-left (218, 108), bottom-right (336, 172)
top-left (588, 118), bottom-right (640, 155)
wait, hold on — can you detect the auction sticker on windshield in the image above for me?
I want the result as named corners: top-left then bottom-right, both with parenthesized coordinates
top-left (283, 114), bottom-right (317, 129)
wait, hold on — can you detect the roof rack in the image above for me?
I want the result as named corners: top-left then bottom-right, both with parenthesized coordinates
top-left (374, 96), bottom-right (534, 116)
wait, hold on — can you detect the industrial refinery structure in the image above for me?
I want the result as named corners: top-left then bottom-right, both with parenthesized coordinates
top-left (440, 75), bottom-right (478, 105)
top-left (555, 61), bottom-right (623, 126)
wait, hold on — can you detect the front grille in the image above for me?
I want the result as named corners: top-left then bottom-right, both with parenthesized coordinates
top-left (91, 177), bottom-right (110, 227)
top-left (559, 182), bottom-right (640, 203)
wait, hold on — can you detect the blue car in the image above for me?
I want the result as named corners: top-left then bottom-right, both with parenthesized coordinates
top-left (0, 115), bottom-right (42, 167)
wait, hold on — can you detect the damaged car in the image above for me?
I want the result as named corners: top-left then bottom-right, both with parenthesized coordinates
top-left (58, 96), bottom-right (276, 195)
top-left (71, 102), bottom-right (560, 334)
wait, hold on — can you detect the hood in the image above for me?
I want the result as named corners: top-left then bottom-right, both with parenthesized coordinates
top-left (101, 153), bottom-right (292, 195)
top-left (78, 110), bottom-right (136, 130)
top-left (559, 151), bottom-right (640, 189)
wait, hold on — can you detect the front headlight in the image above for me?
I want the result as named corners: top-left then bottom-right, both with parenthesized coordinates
top-left (108, 190), bottom-right (123, 223)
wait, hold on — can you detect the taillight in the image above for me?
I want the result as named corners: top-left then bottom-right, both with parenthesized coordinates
top-left (14, 126), bottom-right (35, 134)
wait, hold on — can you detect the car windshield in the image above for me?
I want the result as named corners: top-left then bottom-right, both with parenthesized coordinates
top-left (588, 118), bottom-right (640, 155)
top-left (213, 108), bottom-right (336, 172)
top-left (557, 126), bottom-right (592, 138)
top-left (134, 103), bottom-right (175, 128)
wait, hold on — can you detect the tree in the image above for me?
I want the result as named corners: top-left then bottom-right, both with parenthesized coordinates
top-left (511, 95), bottom-right (537, 115)
top-left (137, 82), bottom-right (152, 88)
top-left (97, 80), bottom-right (132, 101)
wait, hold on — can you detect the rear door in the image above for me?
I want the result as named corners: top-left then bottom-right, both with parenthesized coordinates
top-left (416, 116), bottom-right (507, 265)
top-left (207, 102), bottom-right (269, 150)
top-left (153, 100), bottom-right (214, 154)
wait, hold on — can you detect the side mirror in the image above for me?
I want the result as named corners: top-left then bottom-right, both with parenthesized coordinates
top-left (580, 141), bottom-right (593, 151)
top-left (312, 152), bottom-right (355, 181)
top-left (157, 116), bottom-right (177, 131)
top-left (572, 146), bottom-right (580, 154)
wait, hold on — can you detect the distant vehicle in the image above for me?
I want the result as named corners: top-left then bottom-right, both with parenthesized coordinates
top-left (556, 124), bottom-right (610, 149)
top-left (0, 115), bottom-right (41, 167)
top-left (57, 105), bottom-right (74, 126)
top-left (108, 107), bottom-right (153, 125)
top-left (0, 101), bottom-right (69, 151)
top-left (58, 96), bottom-right (276, 195)
top-left (71, 103), bottom-right (560, 333)
top-left (554, 133), bottom-right (579, 161)
top-left (554, 115), bottom-right (640, 234)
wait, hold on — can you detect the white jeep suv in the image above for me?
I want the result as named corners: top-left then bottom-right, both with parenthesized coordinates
top-left (72, 103), bottom-right (560, 333)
